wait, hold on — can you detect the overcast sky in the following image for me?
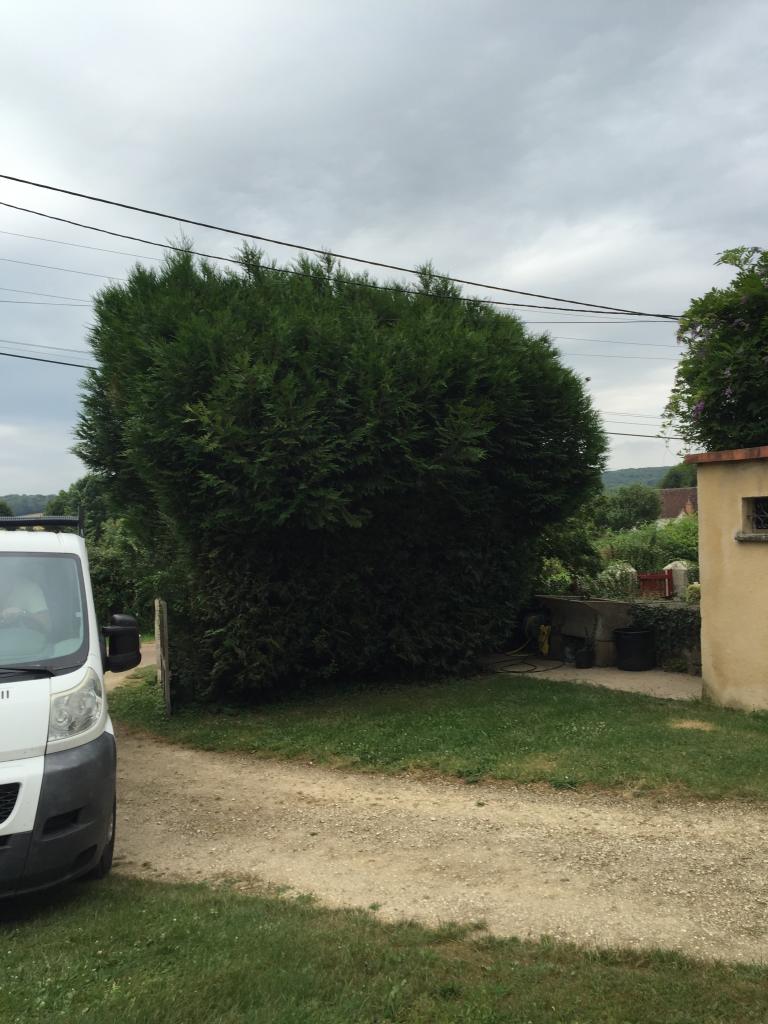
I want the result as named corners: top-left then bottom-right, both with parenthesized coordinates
top-left (2, 0), bottom-right (766, 493)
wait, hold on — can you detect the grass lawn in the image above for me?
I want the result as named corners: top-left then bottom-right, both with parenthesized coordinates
top-left (2, 875), bottom-right (767, 1024)
top-left (110, 669), bottom-right (768, 800)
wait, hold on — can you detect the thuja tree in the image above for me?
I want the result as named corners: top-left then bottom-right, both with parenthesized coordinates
top-left (76, 249), bottom-right (605, 700)
top-left (667, 247), bottom-right (768, 450)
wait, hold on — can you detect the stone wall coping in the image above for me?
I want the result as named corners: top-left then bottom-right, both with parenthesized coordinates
top-left (685, 445), bottom-right (768, 465)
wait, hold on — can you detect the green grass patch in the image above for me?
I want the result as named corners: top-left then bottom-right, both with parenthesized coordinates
top-left (2, 875), bottom-right (766, 1023)
top-left (111, 669), bottom-right (768, 800)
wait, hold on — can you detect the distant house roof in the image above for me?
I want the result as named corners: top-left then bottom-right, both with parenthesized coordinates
top-left (659, 487), bottom-right (698, 519)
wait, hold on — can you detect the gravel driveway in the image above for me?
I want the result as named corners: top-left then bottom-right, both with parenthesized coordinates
top-left (114, 727), bottom-right (768, 963)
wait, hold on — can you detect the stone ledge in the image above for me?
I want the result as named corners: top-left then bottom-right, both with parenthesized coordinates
top-left (735, 531), bottom-right (768, 543)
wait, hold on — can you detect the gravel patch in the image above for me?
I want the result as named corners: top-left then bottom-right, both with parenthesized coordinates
top-left (114, 727), bottom-right (768, 963)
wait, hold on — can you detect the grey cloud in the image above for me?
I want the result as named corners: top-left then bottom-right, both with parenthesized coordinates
top-left (1, 0), bottom-right (766, 489)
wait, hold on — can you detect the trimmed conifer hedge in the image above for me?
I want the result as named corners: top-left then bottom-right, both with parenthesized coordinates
top-left (77, 250), bottom-right (605, 699)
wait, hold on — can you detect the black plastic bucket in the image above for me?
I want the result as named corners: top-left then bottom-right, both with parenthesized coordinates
top-left (613, 628), bottom-right (655, 671)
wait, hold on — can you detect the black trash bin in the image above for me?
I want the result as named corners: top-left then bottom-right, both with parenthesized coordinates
top-left (613, 628), bottom-right (655, 671)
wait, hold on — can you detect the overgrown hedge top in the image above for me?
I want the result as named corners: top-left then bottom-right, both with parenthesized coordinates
top-left (77, 250), bottom-right (606, 697)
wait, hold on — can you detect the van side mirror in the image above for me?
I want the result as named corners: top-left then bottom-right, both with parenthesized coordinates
top-left (102, 613), bottom-right (142, 673)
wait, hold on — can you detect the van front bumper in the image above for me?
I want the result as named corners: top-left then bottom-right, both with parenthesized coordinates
top-left (0, 732), bottom-right (115, 897)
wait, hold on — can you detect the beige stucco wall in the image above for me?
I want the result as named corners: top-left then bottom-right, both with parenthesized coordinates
top-left (699, 459), bottom-right (768, 709)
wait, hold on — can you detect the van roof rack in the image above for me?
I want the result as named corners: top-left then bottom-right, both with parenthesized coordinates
top-left (0, 513), bottom-right (84, 536)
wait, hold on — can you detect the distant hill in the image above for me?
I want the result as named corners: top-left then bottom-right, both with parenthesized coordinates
top-left (1, 494), bottom-right (56, 516)
top-left (601, 467), bottom-right (669, 490)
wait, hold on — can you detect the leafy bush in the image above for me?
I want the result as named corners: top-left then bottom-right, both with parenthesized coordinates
top-left (658, 463), bottom-right (697, 489)
top-left (592, 561), bottom-right (639, 599)
top-left (75, 250), bottom-right (605, 700)
top-left (628, 601), bottom-right (701, 673)
top-left (47, 475), bottom-right (155, 629)
top-left (537, 558), bottom-right (573, 594)
top-left (599, 516), bottom-right (698, 573)
top-left (686, 582), bottom-right (701, 604)
top-left (591, 484), bottom-right (661, 532)
top-left (656, 515), bottom-right (699, 564)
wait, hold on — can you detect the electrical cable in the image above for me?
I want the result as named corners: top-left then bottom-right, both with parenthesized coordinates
top-left (0, 227), bottom-right (163, 261)
top-left (0, 208), bottom-right (675, 318)
top-left (560, 351), bottom-right (677, 361)
top-left (0, 255), bottom-right (122, 281)
top-left (0, 220), bottom-right (679, 318)
top-left (0, 346), bottom-right (687, 438)
top-left (553, 335), bottom-right (677, 350)
top-left (0, 176), bottom-right (681, 319)
top-left (0, 299), bottom-right (90, 306)
top-left (0, 349), bottom-right (93, 369)
top-left (0, 337), bottom-right (92, 356)
top-left (0, 285), bottom-right (94, 302)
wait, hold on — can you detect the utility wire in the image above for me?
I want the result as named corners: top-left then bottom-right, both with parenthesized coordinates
top-left (0, 322), bottom-right (677, 362)
top-left (601, 410), bottom-right (665, 420)
top-left (0, 227), bottom-right (163, 261)
top-left (520, 317), bottom-right (671, 321)
top-left (560, 351), bottom-right (677, 361)
top-left (0, 337), bottom-right (92, 355)
top-left (553, 335), bottom-right (677, 350)
top-left (0, 218), bottom-right (676, 319)
top-left (0, 349), bottom-right (93, 369)
top-left (0, 299), bottom-right (90, 306)
top-left (0, 175), bottom-right (681, 319)
top-left (606, 429), bottom-right (682, 440)
top-left (0, 343), bottom-right (684, 436)
top-left (0, 285), bottom-right (93, 301)
top-left (0, 255), bottom-right (122, 281)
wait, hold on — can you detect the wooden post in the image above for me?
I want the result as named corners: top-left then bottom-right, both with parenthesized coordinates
top-left (154, 597), bottom-right (172, 716)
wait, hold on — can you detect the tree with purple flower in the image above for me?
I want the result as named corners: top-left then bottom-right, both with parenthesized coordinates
top-left (667, 247), bottom-right (768, 450)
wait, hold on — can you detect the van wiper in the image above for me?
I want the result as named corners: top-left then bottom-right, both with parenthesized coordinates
top-left (0, 665), bottom-right (53, 677)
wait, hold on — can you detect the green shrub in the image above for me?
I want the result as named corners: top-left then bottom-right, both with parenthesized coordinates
top-left (592, 561), bottom-right (639, 599)
top-left (75, 250), bottom-right (605, 700)
top-left (537, 557), bottom-right (573, 594)
top-left (628, 601), bottom-right (701, 672)
top-left (598, 523), bottom-right (659, 571)
top-left (686, 582), bottom-right (701, 604)
top-left (599, 516), bottom-right (698, 574)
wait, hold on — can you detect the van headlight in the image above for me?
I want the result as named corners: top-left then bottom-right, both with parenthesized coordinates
top-left (48, 669), bottom-right (104, 745)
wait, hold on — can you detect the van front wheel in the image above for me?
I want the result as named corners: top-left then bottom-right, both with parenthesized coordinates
top-left (88, 799), bottom-right (116, 880)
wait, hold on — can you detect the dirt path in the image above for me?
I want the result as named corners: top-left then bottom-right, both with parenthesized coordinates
top-left (114, 728), bottom-right (768, 963)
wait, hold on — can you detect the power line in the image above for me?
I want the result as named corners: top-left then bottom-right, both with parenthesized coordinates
top-left (0, 227), bottom-right (163, 261)
top-left (0, 255), bottom-right (122, 281)
top-left (0, 299), bottom-right (90, 306)
top-left (605, 430), bottom-right (682, 440)
top-left (0, 285), bottom-right (92, 301)
top-left (0, 337), bottom-right (92, 355)
top-left (0, 218), bottom-right (677, 319)
top-left (0, 342), bottom-right (685, 436)
top-left (520, 317), bottom-right (671, 321)
top-left (602, 419), bottom-right (671, 429)
top-left (559, 350), bottom-right (677, 361)
top-left (0, 349), bottom-right (93, 369)
top-left (0, 177), bottom-right (680, 319)
top-left (0, 322), bottom-right (679, 363)
top-left (600, 410), bottom-right (665, 420)
top-left (553, 335), bottom-right (677, 350)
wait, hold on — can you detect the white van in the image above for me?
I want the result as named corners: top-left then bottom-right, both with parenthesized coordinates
top-left (0, 515), bottom-right (140, 896)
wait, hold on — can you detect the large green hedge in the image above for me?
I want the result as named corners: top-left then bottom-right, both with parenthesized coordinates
top-left (76, 250), bottom-right (605, 699)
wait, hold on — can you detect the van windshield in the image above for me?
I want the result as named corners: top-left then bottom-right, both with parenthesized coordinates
top-left (0, 553), bottom-right (88, 675)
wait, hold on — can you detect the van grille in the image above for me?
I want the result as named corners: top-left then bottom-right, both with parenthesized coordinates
top-left (0, 783), bottom-right (20, 825)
